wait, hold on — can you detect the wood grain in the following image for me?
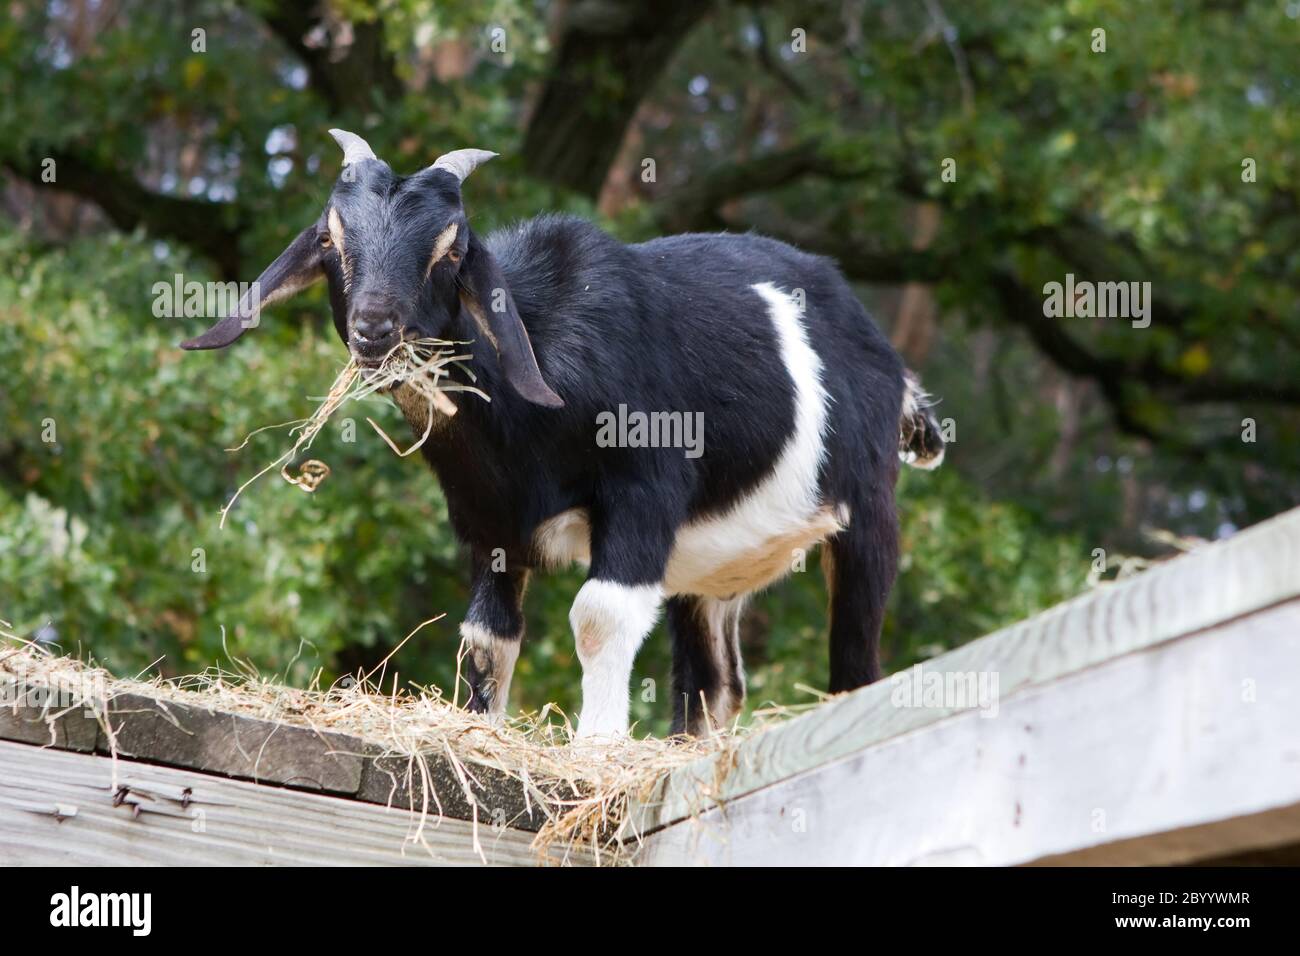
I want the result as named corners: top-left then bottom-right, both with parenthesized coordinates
top-left (0, 740), bottom-right (582, 866)
top-left (638, 599), bottom-right (1300, 865)
top-left (0, 682), bottom-right (555, 831)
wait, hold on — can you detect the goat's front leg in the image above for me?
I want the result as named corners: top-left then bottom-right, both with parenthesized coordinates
top-left (461, 556), bottom-right (529, 717)
top-left (570, 494), bottom-right (675, 738)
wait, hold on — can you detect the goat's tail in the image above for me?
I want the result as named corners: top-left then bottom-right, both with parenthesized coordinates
top-left (899, 369), bottom-right (945, 470)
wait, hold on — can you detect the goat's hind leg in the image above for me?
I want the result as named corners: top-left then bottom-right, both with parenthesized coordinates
top-left (668, 594), bottom-right (746, 736)
top-left (825, 487), bottom-right (899, 693)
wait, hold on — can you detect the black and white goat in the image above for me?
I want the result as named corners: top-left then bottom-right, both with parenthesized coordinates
top-left (182, 130), bottom-right (946, 737)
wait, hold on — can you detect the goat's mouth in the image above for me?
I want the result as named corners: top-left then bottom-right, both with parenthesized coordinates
top-left (348, 336), bottom-right (480, 398)
top-left (350, 339), bottom-right (400, 368)
top-left (345, 346), bottom-right (399, 398)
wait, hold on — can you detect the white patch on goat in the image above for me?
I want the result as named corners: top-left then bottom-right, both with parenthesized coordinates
top-left (570, 580), bottom-right (663, 737)
top-left (700, 595), bottom-right (747, 729)
top-left (662, 282), bottom-right (832, 597)
top-left (327, 206), bottom-right (351, 290)
top-left (901, 446), bottom-right (945, 470)
top-left (460, 620), bottom-right (520, 716)
top-left (900, 376), bottom-right (923, 421)
top-left (899, 370), bottom-right (945, 470)
top-left (532, 508), bottom-right (592, 569)
top-left (425, 222), bottom-right (459, 280)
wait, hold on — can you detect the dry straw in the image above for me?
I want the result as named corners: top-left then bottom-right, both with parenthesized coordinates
top-left (1, 624), bottom-right (800, 865)
top-left (220, 337), bottom-right (486, 527)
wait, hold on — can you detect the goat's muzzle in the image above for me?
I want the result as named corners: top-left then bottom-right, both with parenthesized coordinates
top-left (349, 296), bottom-right (401, 366)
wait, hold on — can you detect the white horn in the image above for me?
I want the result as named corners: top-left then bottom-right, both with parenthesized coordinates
top-left (329, 128), bottom-right (377, 167)
top-left (430, 148), bottom-right (498, 183)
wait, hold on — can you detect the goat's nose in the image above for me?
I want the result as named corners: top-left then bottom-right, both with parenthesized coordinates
top-left (352, 311), bottom-right (396, 343)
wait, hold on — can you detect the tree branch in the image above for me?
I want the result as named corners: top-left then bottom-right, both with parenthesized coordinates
top-left (522, 0), bottom-right (716, 196)
top-left (4, 150), bottom-right (246, 278)
top-left (655, 138), bottom-right (880, 231)
top-left (248, 0), bottom-right (404, 114)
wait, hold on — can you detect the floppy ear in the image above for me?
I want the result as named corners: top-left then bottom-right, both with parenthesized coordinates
top-left (459, 233), bottom-right (564, 408)
top-left (180, 224), bottom-right (324, 350)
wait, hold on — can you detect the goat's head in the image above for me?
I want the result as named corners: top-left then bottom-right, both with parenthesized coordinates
top-left (180, 129), bottom-right (562, 408)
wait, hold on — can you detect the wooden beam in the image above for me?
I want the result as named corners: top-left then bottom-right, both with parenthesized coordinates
top-left (0, 740), bottom-right (580, 866)
top-left (0, 675), bottom-right (563, 831)
top-left (638, 598), bottom-right (1300, 865)
top-left (104, 691), bottom-right (365, 794)
top-left (630, 506), bottom-right (1300, 837)
top-left (1030, 804), bottom-right (1300, 867)
top-left (0, 678), bottom-right (100, 752)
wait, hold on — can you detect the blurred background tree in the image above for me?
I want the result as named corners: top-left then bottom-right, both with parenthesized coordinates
top-left (1, 0), bottom-right (1295, 734)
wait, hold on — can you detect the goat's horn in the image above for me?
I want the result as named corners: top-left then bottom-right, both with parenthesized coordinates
top-left (329, 128), bottom-right (377, 167)
top-left (430, 149), bottom-right (498, 183)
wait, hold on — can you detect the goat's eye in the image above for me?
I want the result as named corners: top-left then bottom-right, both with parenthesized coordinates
top-left (447, 250), bottom-right (461, 264)
top-left (318, 232), bottom-right (332, 248)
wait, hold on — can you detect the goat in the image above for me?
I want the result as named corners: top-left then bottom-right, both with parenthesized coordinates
top-left (182, 130), bottom-right (946, 737)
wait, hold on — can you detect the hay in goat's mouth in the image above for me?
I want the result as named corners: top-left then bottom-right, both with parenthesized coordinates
top-left (221, 338), bottom-right (487, 527)
top-left (0, 629), bottom-right (788, 865)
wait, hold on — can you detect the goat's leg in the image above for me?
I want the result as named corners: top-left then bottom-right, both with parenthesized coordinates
top-left (570, 490), bottom-right (677, 738)
top-left (668, 595), bottom-right (747, 736)
top-left (825, 488), bottom-right (899, 692)
top-left (461, 556), bottom-right (529, 716)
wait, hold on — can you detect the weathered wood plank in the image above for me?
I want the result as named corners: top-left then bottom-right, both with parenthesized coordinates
top-left (632, 506), bottom-right (1300, 833)
top-left (0, 677), bottom-right (100, 752)
top-left (1029, 804), bottom-right (1300, 867)
top-left (638, 599), bottom-right (1300, 865)
top-left (0, 740), bottom-right (576, 866)
top-left (357, 752), bottom-right (559, 831)
top-left (0, 677), bottom-right (557, 831)
top-left (103, 692), bottom-right (365, 794)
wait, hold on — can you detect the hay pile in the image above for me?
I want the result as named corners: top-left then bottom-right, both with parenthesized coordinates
top-left (0, 626), bottom-right (804, 865)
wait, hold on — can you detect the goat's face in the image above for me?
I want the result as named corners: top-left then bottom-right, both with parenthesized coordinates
top-left (179, 129), bottom-right (563, 408)
top-left (321, 153), bottom-right (469, 366)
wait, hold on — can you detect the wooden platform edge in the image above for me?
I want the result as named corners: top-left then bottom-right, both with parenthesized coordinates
top-left (636, 596), bottom-right (1300, 865)
top-left (0, 675), bottom-right (560, 833)
top-left (0, 738), bottom-right (587, 866)
top-left (629, 505), bottom-right (1300, 836)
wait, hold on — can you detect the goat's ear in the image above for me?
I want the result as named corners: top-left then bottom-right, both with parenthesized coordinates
top-left (459, 235), bottom-right (564, 408)
top-left (180, 224), bottom-right (324, 350)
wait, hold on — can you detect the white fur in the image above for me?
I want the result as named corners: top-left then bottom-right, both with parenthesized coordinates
top-left (901, 445), bottom-right (945, 470)
top-left (900, 371), bottom-right (945, 469)
top-left (533, 508), bottom-right (592, 569)
top-left (570, 580), bottom-right (663, 737)
top-left (900, 371), bottom-right (926, 422)
top-left (662, 282), bottom-right (830, 594)
top-left (700, 595), bottom-right (747, 728)
top-left (460, 620), bottom-right (520, 716)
